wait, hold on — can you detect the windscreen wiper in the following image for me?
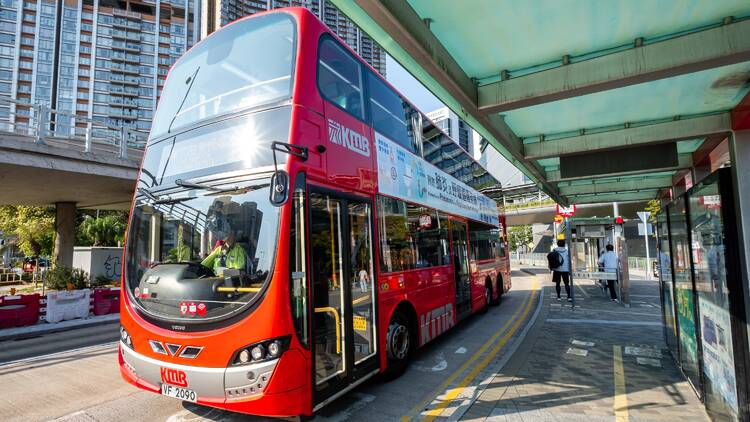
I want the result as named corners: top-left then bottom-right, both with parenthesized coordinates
top-left (174, 179), bottom-right (239, 192)
top-left (137, 187), bottom-right (160, 201)
top-left (154, 196), bottom-right (195, 205)
top-left (167, 66), bottom-right (200, 134)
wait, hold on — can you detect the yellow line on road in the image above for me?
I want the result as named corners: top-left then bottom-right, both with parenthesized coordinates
top-left (613, 345), bottom-right (629, 422)
top-left (400, 283), bottom-right (537, 422)
top-left (418, 281), bottom-right (539, 421)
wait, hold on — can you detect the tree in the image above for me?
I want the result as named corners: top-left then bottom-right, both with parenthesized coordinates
top-left (0, 206), bottom-right (55, 257)
top-left (507, 225), bottom-right (533, 253)
top-left (645, 199), bottom-right (661, 224)
top-left (78, 215), bottom-right (127, 247)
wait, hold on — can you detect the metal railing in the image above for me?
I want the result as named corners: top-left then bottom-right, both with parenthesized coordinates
top-left (0, 96), bottom-right (147, 160)
top-left (511, 252), bottom-right (548, 267)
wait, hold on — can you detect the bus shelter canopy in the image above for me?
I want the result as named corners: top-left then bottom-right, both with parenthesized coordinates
top-left (330, 0), bottom-right (750, 206)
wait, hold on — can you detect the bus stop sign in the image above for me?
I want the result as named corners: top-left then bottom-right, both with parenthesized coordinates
top-left (556, 204), bottom-right (576, 217)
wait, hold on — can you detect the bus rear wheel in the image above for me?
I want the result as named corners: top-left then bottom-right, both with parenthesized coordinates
top-left (384, 311), bottom-right (411, 379)
top-left (491, 277), bottom-right (502, 306)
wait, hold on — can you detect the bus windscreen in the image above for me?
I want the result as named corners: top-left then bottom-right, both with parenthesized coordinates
top-left (125, 181), bottom-right (279, 323)
top-left (149, 13), bottom-right (296, 139)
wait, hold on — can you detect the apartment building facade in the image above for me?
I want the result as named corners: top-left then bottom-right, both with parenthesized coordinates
top-left (0, 0), bottom-right (197, 140)
top-left (199, 0), bottom-right (386, 76)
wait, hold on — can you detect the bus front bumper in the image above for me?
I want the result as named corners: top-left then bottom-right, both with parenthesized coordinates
top-left (119, 341), bottom-right (278, 403)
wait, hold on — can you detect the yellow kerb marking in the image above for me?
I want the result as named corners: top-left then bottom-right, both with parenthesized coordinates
top-left (613, 345), bottom-right (629, 422)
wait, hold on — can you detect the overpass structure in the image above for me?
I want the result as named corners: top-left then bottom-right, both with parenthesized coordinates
top-left (330, 1), bottom-right (750, 418)
top-left (0, 98), bottom-right (144, 266)
top-left (331, 0), bottom-right (750, 207)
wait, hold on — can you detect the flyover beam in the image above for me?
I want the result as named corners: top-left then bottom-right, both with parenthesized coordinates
top-left (524, 113), bottom-right (731, 160)
top-left (331, 0), bottom-right (565, 204)
top-left (478, 19), bottom-right (750, 113)
top-left (569, 190), bottom-right (660, 205)
top-left (548, 153), bottom-right (692, 182)
top-left (558, 176), bottom-right (673, 196)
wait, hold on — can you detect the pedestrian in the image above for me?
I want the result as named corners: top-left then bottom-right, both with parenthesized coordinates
top-left (598, 244), bottom-right (619, 302)
top-left (547, 239), bottom-right (571, 302)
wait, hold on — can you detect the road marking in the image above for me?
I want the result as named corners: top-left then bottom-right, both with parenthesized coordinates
top-left (546, 319), bottom-right (661, 327)
top-left (419, 281), bottom-right (539, 421)
top-left (454, 347), bottom-right (466, 354)
top-left (613, 345), bottom-right (629, 422)
top-left (575, 283), bottom-right (589, 298)
top-left (400, 286), bottom-right (536, 422)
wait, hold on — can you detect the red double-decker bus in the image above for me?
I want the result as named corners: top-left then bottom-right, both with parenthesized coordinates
top-left (119, 8), bottom-right (510, 417)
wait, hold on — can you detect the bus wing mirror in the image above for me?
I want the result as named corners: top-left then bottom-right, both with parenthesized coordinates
top-left (269, 170), bottom-right (289, 207)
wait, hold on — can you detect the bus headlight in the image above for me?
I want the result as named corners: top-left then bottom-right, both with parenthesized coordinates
top-left (120, 326), bottom-right (134, 350)
top-left (231, 336), bottom-right (290, 366)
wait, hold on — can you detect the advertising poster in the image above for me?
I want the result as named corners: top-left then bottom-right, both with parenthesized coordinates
top-left (699, 298), bottom-right (739, 414)
top-left (375, 133), bottom-right (499, 227)
top-left (676, 287), bottom-right (699, 373)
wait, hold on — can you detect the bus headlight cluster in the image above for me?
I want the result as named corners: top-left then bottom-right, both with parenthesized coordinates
top-left (231, 336), bottom-right (290, 366)
top-left (120, 326), bottom-right (133, 349)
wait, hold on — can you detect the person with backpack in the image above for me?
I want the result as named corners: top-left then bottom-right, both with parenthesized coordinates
top-left (548, 239), bottom-right (571, 302)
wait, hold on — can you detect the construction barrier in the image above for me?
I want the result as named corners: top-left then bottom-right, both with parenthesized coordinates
top-left (93, 287), bottom-right (120, 316)
top-left (45, 289), bottom-right (91, 323)
top-left (0, 293), bottom-right (40, 328)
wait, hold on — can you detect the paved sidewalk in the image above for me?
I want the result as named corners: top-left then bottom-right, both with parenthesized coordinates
top-left (461, 268), bottom-right (708, 421)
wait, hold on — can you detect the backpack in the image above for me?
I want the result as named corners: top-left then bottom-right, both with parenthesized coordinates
top-left (547, 250), bottom-right (564, 270)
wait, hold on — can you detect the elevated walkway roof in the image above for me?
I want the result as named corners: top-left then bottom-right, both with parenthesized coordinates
top-left (331, 0), bottom-right (750, 205)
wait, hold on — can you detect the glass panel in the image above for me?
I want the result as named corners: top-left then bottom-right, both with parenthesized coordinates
top-left (290, 180), bottom-right (308, 346)
top-left (318, 38), bottom-right (364, 120)
top-left (125, 180), bottom-right (278, 322)
top-left (348, 202), bottom-right (376, 363)
top-left (689, 178), bottom-right (739, 419)
top-left (669, 196), bottom-right (702, 391)
top-left (657, 210), bottom-right (679, 361)
top-left (310, 193), bottom-right (345, 383)
top-left (451, 220), bottom-right (471, 315)
top-left (150, 13), bottom-right (296, 138)
top-left (367, 71), bottom-right (410, 150)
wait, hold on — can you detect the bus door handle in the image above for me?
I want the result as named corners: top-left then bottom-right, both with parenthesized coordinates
top-left (314, 307), bottom-right (341, 354)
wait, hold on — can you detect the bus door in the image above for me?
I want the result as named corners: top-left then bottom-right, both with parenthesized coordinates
top-left (450, 220), bottom-right (472, 320)
top-left (308, 189), bottom-right (379, 407)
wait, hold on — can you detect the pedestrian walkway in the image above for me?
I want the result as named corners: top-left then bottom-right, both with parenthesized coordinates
top-left (461, 267), bottom-right (708, 421)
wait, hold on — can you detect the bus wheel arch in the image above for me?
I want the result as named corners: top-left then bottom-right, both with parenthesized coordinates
top-left (383, 301), bottom-right (417, 379)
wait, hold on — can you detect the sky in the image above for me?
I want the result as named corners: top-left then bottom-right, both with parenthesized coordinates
top-left (385, 55), bottom-right (444, 113)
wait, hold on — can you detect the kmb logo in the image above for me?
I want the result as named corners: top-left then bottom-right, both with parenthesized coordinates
top-left (327, 118), bottom-right (370, 157)
top-left (160, 367), bottom-right (188, 387)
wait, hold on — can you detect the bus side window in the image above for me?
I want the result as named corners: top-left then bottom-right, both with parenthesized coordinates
top-left (366, 71), bottom-right (413, 152)
top-left (317, 37), bottom-right (365, 121)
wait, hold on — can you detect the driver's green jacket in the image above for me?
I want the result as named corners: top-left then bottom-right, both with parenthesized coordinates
top-left (201, 244), bottom-right (247, 273)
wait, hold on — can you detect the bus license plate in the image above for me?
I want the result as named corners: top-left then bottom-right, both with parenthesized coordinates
top-left (161, 384), bottom-right (197, 403)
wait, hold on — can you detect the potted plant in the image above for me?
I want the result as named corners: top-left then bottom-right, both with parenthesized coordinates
top-left (43, 266), bottom-right (92, 323)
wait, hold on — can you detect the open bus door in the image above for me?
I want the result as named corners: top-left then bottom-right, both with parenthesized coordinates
top-left (307, 188), bottom-right (380, 409)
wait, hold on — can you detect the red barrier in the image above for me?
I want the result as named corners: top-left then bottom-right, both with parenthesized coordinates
top-left (93, 288), bottom-right (120, 316)
top-left (0, 294), bottom-right (40, 328)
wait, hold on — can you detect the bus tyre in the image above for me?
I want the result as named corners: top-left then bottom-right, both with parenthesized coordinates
top-left (480, 284), bottom-right (491, 314)
top-left (491, 278), bottom-right (502, 306)
top-left (384, 311), bottom-right (411, 379)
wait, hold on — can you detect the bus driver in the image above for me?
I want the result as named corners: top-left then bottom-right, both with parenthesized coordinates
top-left (201, 230), bottom-right (247, 276)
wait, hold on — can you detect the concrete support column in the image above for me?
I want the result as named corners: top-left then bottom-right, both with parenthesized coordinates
top-left (53, 202), bottom-right (76, 268)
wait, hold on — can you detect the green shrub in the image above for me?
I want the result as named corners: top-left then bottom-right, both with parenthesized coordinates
top-left (93, 274), bottom-right (115, 287)
top-left (46, 266), bottom-right (90, 290)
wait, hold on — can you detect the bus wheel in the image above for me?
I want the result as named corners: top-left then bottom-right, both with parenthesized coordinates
top-left (384, 311), bottom-right (411, 379)
top-left (480, 283), bottom-right (491, 314)
top-left (491, 277), bottom-right (502, 306)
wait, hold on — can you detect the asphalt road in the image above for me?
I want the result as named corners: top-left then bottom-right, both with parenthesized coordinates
top-left (0, 272), bottom-right (539, 422)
